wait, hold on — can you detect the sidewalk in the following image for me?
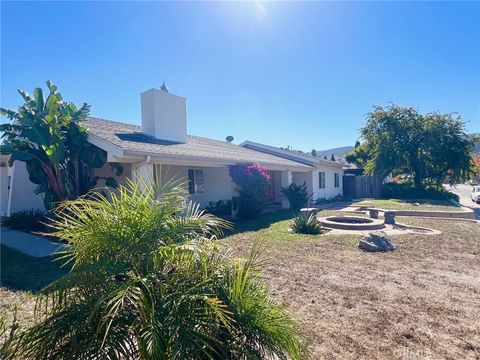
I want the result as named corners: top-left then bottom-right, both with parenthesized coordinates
top-left (1, 228), bottom-right (66, 257)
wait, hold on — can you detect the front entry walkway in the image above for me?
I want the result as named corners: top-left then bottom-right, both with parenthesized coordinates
top-left (1, 228), bottom-right (65, 257)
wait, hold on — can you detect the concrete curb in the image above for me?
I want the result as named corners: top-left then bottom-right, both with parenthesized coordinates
top-left (356, 206), bottom-right (475, 220)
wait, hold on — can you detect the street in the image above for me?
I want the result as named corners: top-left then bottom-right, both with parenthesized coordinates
top-left (446, 184), bottom-right (480, 219)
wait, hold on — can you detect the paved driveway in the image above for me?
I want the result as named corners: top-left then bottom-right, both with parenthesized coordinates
top-left (446, 184), bottom-right (480, 219)
top-left (1, 228), bottom-right (65, 257)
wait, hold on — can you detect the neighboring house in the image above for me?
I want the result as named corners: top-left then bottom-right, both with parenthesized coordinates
top-left (240, 141), bottom-right (344, 201)
top-left (1, 86), bottom-right (340, 216)
top-left (0, 154), bottom-right (45, 216)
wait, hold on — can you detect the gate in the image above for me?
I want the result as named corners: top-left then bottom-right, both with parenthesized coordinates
top-left (343, 175), bottom-right (383, 199)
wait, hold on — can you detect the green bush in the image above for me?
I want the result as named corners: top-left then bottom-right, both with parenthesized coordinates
top-left (1, 209), bottom-right (49, 233)
top-left (232, 193), bottom-right (266, 220)
top-left (230, 163), bottom-right (270, 220)
top-left (314, 197), bottom-right (329, 205)
top-left (291, 213), bottom-right (322, 235)
top-left (205, 199), bottom-right (232, 217)
top-left (314, 194), bottom-right (347, 205)
top-left (7, 180), bottom-right (307, 359)
top-left (382, 182), bottom-right (459, 201)
top-left (281, 182), bottom-right (312, 209)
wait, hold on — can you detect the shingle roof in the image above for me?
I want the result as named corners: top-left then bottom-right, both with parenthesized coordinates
top-left (241, 140), bottom-right (343, 168)
top-left (84, 117), bottom-right (311, 169)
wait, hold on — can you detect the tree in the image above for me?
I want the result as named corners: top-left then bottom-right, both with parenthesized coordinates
top-left (473, 154), bottom-right (480, 179)
top-left (229, 163), bottom-right (270, 219)
top-left (311, 149), bottom-right (317, 157)
top-left (330, 154), bottom-right (336, 162)
top-left (345, 142), bottom-right (371, 167)
top-left (357, 104), bottom-right (473, 188)
top-left (0, 81), bottom-right (121, 208)
top-left (9, 180), bottom-right (306, 359)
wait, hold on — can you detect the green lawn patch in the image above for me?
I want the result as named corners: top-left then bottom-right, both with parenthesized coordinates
top-left (0, 245), bottom-right (69, 292)
top-left (228, 209), bottom-right (361, 247)
top-left (351, 198), bottom-right (463, 211)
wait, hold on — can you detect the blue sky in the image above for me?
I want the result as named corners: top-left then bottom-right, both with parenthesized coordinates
top-left (1, 1), bottom-right (479, 151)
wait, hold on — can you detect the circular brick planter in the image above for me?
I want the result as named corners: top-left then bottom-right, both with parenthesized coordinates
top-left (319, 216), bottom-right (385, 230)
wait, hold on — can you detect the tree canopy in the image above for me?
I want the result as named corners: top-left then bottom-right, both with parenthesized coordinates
top-left (0, 81), bottom-right (121, 208)
top-left (345, 104), bottom-right (474, 188)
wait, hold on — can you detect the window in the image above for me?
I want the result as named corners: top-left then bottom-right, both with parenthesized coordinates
top-left (188, 169), bottom-right (205, 194)
top-left (334, 173), bottom-right (340, 188)
top-left (319, 172), bottom-right (325, 189)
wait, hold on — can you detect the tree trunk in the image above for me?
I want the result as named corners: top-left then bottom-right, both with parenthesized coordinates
top-left (413, 172), bottom-right (423, 190)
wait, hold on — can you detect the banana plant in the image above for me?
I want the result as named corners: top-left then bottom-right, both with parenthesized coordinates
top-left (0, 81), bottom-right (121, 208)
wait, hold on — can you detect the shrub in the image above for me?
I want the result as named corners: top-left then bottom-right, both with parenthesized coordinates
top-left (382, 181), bottom-right (459, 201)
top-left (230, 163), bottom-right (270, 220)
top-left (7, 180), bottom-right (307, 359)
top-left (1, 209), bottom-right (49, 232)
top-left (205, 199), bottom-right (232, 217)
top-left (314, 194), bottom-right (348, 205)
top-left (314, 197), bottom-right (329, 205)
top-left (291, 213), bottom-right (322, 235)
top-left (281, 182), bottom-right (312, 209)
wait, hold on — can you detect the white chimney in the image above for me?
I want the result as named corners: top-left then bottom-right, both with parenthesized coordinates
top-left (141, 84), bottom-right (187, 143)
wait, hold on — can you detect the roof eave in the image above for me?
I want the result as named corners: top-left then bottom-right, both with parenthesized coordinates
top-left (118, 150), bottom-right (312, 171)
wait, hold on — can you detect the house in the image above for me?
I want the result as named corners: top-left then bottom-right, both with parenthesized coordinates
top-left (240, 141), bottom-right (344, 202)
top-left (1, 86), bottom-right (343, 216)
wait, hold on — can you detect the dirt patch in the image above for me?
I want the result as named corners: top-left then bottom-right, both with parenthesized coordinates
top-left (226, 217), bottom-right (480, 359)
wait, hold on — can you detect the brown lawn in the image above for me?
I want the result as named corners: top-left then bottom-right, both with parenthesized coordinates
top-left (1, 212), bottom-right (479, 359)
top-left (227, 213), bottom-right (480, 359)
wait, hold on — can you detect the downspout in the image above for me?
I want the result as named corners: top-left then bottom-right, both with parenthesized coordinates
top-left (132, 155), bottom-right (151, 182)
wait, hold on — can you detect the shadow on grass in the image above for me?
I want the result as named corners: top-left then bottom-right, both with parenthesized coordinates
top-left (228, 209), bottom-right (297, 235)
top-left (0, 244), bottom-right (69, 292)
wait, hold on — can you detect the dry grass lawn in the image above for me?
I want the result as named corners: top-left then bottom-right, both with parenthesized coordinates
top-left (1, 211), bottom-right (479, 359)
top-left (227, 212), bottom-right (480, 359)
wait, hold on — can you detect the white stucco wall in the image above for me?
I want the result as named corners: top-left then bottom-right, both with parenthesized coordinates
top-left (7, 161), bottom-right (45, 215)
top-left (311, 165), bottom-right (343, 200)
top-left (0, 167), bottom-right (10, 216)
top-left (1, 161), bottom-right (131, 216)
top-left (94, 162), bottom-right (131, 192)
top-left (157, 164), bottom-right (233, 208)
top-left (291, 166), bottom-right (343, 202)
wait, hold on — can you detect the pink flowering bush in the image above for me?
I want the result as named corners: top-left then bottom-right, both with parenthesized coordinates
top-left (229, 163), bottom-right (270, 219)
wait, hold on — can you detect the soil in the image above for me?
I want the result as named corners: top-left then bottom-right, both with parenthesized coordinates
top-left (226, 217), bottom-right (480, 359)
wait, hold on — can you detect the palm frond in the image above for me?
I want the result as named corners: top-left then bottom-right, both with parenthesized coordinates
top-left (9, 181), bottom-right (307, 359)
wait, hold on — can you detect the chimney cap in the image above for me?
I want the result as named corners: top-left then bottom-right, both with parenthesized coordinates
top-left (160, 81), bottom-right (169, 92)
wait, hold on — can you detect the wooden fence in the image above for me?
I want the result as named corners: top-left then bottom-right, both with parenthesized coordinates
top-left (343, 175), bottom-right (384, 199)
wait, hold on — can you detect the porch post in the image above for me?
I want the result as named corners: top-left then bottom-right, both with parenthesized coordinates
top-left (280, 170), bottom-right (292, 209)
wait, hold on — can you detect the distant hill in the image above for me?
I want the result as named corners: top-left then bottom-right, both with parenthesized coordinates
top-left (315, 146), bottom-right (354, 160)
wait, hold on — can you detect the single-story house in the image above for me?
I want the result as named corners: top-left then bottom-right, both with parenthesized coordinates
top-left (1, 86), bottom-right (343, 216)
top-left (240, 141), bottom-right (344, 201)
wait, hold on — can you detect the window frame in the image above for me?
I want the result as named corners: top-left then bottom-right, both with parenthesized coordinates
top-left (334, 173), bottom-right (340, 188)
top-left (319, 172), bottom-right (325, 189)
top-left (188, 168), bottom-right (205, 194)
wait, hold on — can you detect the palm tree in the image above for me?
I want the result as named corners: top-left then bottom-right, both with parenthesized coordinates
top-left (11, 180), bottom-right (307, 359)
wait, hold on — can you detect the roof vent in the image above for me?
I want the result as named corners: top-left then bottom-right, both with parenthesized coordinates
top-left (160, 81), bottom-right (169, 92)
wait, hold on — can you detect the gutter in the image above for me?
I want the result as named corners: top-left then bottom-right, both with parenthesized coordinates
top-left (123, 151), bottom-right (313, 172)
